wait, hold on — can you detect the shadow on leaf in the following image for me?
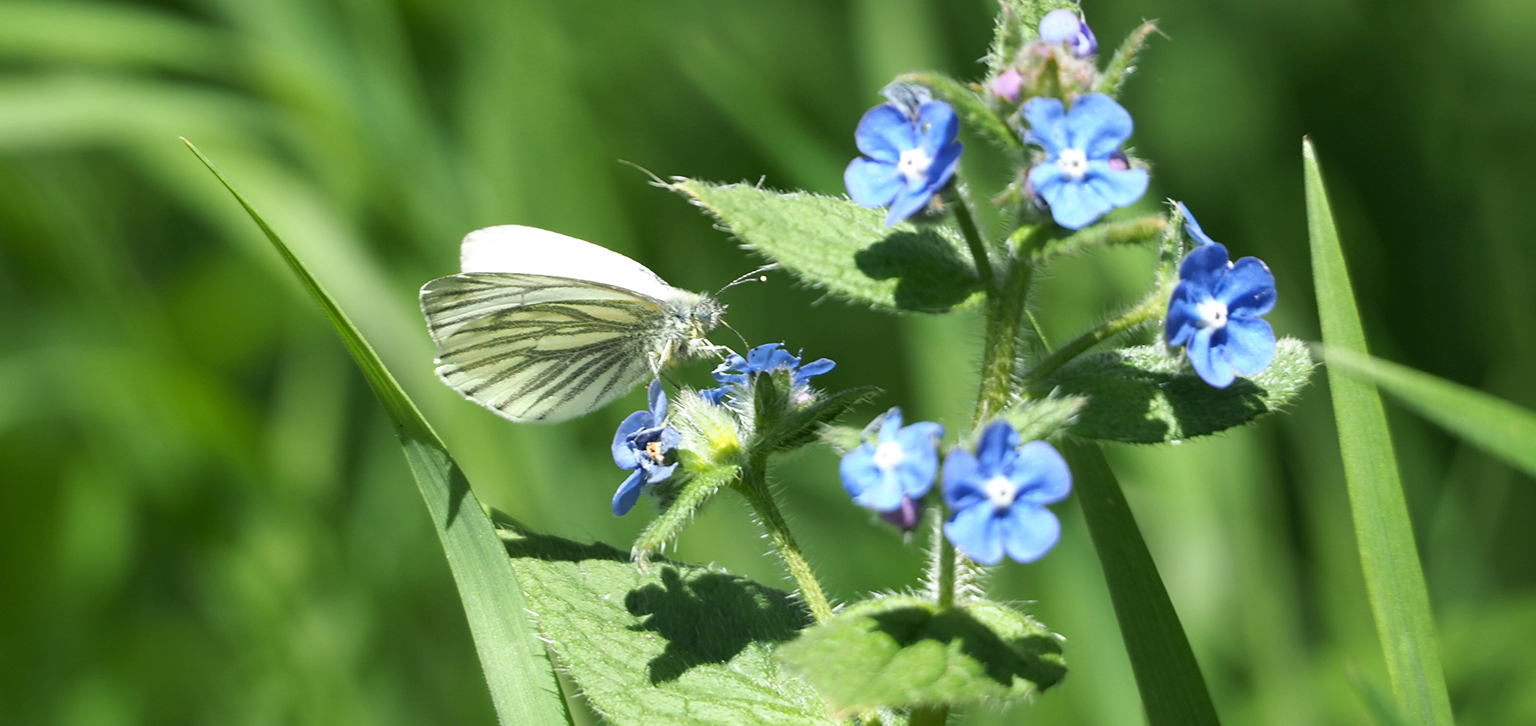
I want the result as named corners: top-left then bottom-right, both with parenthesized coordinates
top-left (854, 230), bottom-right (980, 312)
top-left (627, 567), bottom-right (811, 684)
top-left (869, 606), bottom-right (1066, 691)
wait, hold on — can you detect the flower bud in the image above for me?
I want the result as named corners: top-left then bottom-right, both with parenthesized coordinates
top-left (1038, 8), bottom-right (1097, 58)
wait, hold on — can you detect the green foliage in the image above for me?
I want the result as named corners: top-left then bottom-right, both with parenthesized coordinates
top-left (1029, 216), bottom-right (1167, 266)
top-left (775, 595), bottom-right (1065, 712)
top-left (184, 142), bottom-right (574, 726)
top-left (1058, 439), bottom-right (1222, 726)
top-left (1304, 139), bottom-right (1455, 726)
top-left (1094, 22), bottom-right (1158, 98)
top-left (994, 394), bottom-right (1086, 443)
top-left (497, 522), bottom-right (833, 726)
top-left (1036, 338), bottom-right (1315, 443)
top-left (632, 459), bottom-right (740, 562)
top-left (672, 179), bottom-right (983, 313)
top-left (1322, 347), bottom-right (1536, 480)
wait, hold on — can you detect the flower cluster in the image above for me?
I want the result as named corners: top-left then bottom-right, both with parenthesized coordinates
top-left (611, 380), bottom-right (681, 516)
top-left (701, 343), bottom-right (835, 406)
top-left (1164, 204), bottom-right (1278, 387)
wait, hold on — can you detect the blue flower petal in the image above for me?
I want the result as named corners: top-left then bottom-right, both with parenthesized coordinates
top-left (612, 410), bottom-right (652, 469)
top-left (946, 503), bottom-right (1007, 566)
top-left (1037, 168), bottom-right (1115, 230)
top-left (896, 424), bottom-right (943, 499)
top-left (1083, 163), bottom-right (1149, 208)
top-left (974, 421), bottom-right (1019, 475)
top-left (1001, 504), bottom-right (1062, 563)
top-left (793, 357), bottom-right (836, 386)
top-left (925, 139), bottom-right (963, 192)
top-left (854, 104), bottom-right (915, 164)
top-left (941, 447), bottom-right (987, 510)
top-left (1177, 202), bottom-right (1217, 247)
top-left (886, 184), bottom-right (935, 226)
top-left (646, 379), bottom-right (668, 420)
top-left (877, 407), bottom-right (904, 441)
top-left (846, 157), bottom-right (902, 209)
top-left (1022, 97), bottom-right (1069, 156)
top-left (1039, 9), bottom-right (1084, 45)
top-left (839, 445), bottom-right (883, 497)
top-left (1012, 440), bottom-right (1072, 505)
top-left (1179, 242), bottom-right (1231, 288)
top-left (612, 469), bottom-right (647, 516)
top-left (1065, 93), bottom-right (1134, 159)
top-left (1165, 283), bottom-right (1203, 348)
top-left (700, 386), bottom-right (729, 406)
top-left (1188, 326), bottom-right (1236, 388)
top-left (1217, 257), bottom-right (1277, 317)
top-left (1223, 316), bottom-right (1277, 377)
top-left (748, 343), bottom-right (799, 372)
top-left (916, 102), bottom-right (960, 156)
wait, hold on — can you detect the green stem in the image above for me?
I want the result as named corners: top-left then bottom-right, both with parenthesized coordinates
top-left (736, 458), bottom-right (834, 623)
top-left (946, 186), bottom-right (997, 294)
top-left (1018, 292), bottom-right (1163, 388)
top-left (908, 704), bottom-right (950, 726)
top-left (932, 508), bottom-right (957, 608)
top-left (974, 256), bottom-right (1037, 421)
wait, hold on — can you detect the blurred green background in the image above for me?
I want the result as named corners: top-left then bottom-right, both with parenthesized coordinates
top-left (2, 0), bottom-right (1534, 724)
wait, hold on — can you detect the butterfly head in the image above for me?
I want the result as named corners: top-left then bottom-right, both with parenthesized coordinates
top-left (683, 296), bottom-right (726, 357)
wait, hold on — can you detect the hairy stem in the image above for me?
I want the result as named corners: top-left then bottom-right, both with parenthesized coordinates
top-left (974, 255), bottom-right (1038, 421)
top-left (1019, 291), bottom-right (1165, 388)
top-left (735, 458), bottom-right (834, 623)
top-left (946, 185), bottom-right (997, 294)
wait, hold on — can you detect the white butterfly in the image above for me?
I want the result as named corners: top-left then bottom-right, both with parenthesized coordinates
top-left (420, 225), bottom-right (724, 423)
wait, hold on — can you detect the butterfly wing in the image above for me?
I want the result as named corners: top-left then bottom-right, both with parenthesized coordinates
top-left (421, 273), bottom-right (677, 423)
top-left (458, 225), bottom-right (679, 300)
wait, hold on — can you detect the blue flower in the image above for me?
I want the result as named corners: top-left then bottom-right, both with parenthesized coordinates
top-left (942, 422), bottom-right (1072, 566)
top-left (1164, 205), bottom-right (1278, 388)
top-left (611, 380), bottom-right (681, 516)
top-left (839, 408), bottom-right (944, 514)
top-left (701, 343), bottom-right (835, 406)
top-left (1038, 8), bottom-right (1097, 58)
top-left (845, 101), bottom-right (964, 226)
top-left (1023, 93), bottom-right (1149, 230)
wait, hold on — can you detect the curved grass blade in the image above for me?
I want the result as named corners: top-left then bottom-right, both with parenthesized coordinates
top-left (1304, 138), bottom-right (1454, 726)
top-left (1059, 438), bottom-right (1221, 726)
top-left (183, 139), bottom-right (574, 726)
top-left (1321, 346), bottom-right (1536, 480)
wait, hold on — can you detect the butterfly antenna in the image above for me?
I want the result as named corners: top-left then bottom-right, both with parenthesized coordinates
top-left (719, 319), bottom-right (750, 352)
top-left (715, 263), bottom-right (779, 298)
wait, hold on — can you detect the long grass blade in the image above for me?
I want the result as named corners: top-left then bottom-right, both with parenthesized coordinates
top-left (1060, 438), bottom-right (1222, 726)
top-left (1321, 347), bottom-right (1536, 480)
top-left (183, 138), bottom-right (574, 726)
top-left (1304, 137), bottom-right (1455, 726)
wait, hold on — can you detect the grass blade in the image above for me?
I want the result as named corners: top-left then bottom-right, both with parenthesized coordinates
top-left (182, 139), bottom-right (574, 726)
top-left (1304, 138), bottom-right (1455, 726)
top-left (1322, 346), bottom-right (1536, 480)
top-left (1060, 438), bottom-right (1222, 726)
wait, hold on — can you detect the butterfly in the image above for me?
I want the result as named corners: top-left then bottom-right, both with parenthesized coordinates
top-left (420, 225), bottom-right (725, 423)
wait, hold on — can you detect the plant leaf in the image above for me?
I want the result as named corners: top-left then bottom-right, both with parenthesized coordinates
top-left (672, 179), bottom-right (983, 313)
top-left (775, 595), bottom-right (1065, 712)
top-left (1029, 215), bottom-right (1166, 266)
top-left (897, 71), bottom-right (1020, 153)
top-left (1059, 439), bottom-right (1221, 726)
top-left (1094, 21), bottom-right (1158, 98)
top-left (1034, 338), bottom-right (1315, 443)
top-left (632, 460), bottom-right (740, 562)
top-left (1321, 347), bottom-right (1536, 480)
top-left (1304, 138), bottom-right (1454, 726)
top-left (184, 140), bottom-right (574, 726)
top-left (497, 522), bottom-right (835, 726)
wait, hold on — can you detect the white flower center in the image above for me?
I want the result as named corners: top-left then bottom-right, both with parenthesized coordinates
top-left (1056, 148), bottom-right (1089, 180)
top-left (985, 475), bottom-right (1018, 509)
top-left (1196, 298), bottom-right (1228, 329)
top-left (873, 441), bottom-right (905, 472)
top-left (897, 147), bottom-right (933, 184)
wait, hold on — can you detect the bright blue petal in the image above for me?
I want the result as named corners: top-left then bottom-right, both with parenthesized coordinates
top-left (946, 504), bottom-right (1005, 566)
top-left (896, 421), bottom-right (942, 498)
top-left (1012, 440), bottom-right (1072, 505)
top-left (1065, 93), bottom-right (1134, 159)
top-left (1022, 97), bottom-right (1069, 156)
top-left (1188, 326), bottom-right (1236, 388)
top-left (974, 421), bottom-right (1020, 476)
top-left (646, 379), bottom-right (668, 420)
top-left (854, 104), bottom-right (915, 164)
top-left (925, 140), bottom-right (963, 193)
top-left (644, 461), bottom-right (678, 483)
top-left (845, 157), bottom-right (902, 209)
top-left (794, 357), bottom-right (836, 386)
top-left (700, 386), bottom-right (729, 406)
top-left (1001, 504), bottom-right (1062, 563)
top-left (1217, 257), bottom-right (1277, 317)
top-left (1222, 316), bottom-right (1277, 377)
top-left (941, 448), bottom-right (987, 510)
top-left (886, 184), bottom-right (935, 226)
top-left (1165, 283), bottom-right (1203, 347)
top-left (1177, 202), bottom-right (1216, 246)
top-left (658, 425), bottom-right (682, 453)
top-left (841, 445), bottom-right (902, 509)
top-left (877, 407), bottom-right (904, 442)
top-left (748, 343), bottom-right (798, 372)
top-left (612, 470), bottom-right (647, 516)
top-left (1083, 163), bottom-right (1148, 208)
top-left (1179, 242), bottom-right (1231, 289)
top-left (915, 101), bottom-right (960, 158)
top-left (612, 410), bottom-right (651, 469)
top-left (1038, 172), bottom-right (1114, 230)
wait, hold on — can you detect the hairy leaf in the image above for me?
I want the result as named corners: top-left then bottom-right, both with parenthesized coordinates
top-left (498, 523), bottom-right (834, 726)
top-left (1094, 21), bottom-right (1158, 98)
top-left (1036, 338), bottom-right (1314, 443)
top-left (776, 595), bottom-right (1065, 712)
top-left (994, 394), bottom-right (1086, 443)
top-left (672, 179), bottom-right (983, 313)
